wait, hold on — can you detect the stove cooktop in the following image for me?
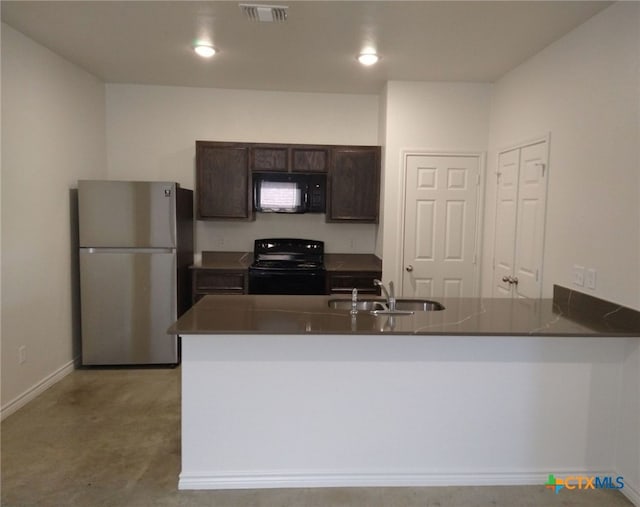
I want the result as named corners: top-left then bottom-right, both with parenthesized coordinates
top-left (251, 238), bottom-right (325, 272)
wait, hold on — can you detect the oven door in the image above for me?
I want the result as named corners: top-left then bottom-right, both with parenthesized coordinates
top-left (248, 268), bottom-right (326, 295)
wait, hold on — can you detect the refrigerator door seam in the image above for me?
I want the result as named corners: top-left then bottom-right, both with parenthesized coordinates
top-left (80, 247), bottom-right (175, 254)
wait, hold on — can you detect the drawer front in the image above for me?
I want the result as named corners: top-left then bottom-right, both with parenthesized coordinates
top-left (194, 271), bottom-right (247, 292)
top-left (327, 272), bottom-right (381, 294)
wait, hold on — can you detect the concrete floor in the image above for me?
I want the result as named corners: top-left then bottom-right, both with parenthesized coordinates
top-left (1, 368), bottom-right (633, 507)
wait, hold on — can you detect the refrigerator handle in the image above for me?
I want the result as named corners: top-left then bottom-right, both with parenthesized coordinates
top-left (170, 189), bottom-right (177, 248)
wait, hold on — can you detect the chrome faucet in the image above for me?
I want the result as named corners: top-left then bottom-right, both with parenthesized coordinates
top-left (373, 279), bottom-right (396, 312)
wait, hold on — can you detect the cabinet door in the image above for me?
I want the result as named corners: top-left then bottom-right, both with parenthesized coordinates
top-left (251, 145), bottom-right (289, 172)
top-left (291, 146), bottom-right (329, 173)
top-left (192, 269), bottom-right (247, 303)
top-left (196, 142), bottom-right (253, 220)
top-left (328, 146), bottom-right (381, 222)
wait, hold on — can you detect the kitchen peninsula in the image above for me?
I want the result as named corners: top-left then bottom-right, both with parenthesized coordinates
top-left (169, 287), bottom-right (640, 503)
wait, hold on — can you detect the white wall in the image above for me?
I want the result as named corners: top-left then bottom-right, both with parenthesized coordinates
top-left (380, 81), bottom-right (493, 290)
top-left (483, 2), bottom-right (640, 309)
top-left (1, 24), bottom-right (107, 416)
top-left (105, 84), bottom-right (380, 253)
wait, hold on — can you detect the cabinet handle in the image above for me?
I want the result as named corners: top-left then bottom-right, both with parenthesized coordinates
top-left (502, 276), bottom-right (510, 283)
top-left (405, 265), bottom-right (414, 272)
top-left (502, 275), bottom-right (519, 285)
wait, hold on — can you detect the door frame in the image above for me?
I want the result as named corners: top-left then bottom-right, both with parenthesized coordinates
top-left (491, 133), bottom-right (551, 298)
top-left (396, 149), bottom-right (486, 297)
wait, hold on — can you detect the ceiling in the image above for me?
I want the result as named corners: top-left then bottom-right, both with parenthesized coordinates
top-left (1, 1), bottom-right (612, 95)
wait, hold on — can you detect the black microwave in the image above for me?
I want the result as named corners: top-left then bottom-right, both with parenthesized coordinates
top-left (253, 172), bottom-right (326, 214)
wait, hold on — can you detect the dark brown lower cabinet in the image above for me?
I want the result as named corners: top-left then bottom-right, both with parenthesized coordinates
top-left (327, 271), bottom-right (382, 296)
top-left (192, 269), bottom-right (247, 303)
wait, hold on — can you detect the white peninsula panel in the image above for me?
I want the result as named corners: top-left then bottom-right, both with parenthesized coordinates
top-left (179, 333), bottom-right (636, 499)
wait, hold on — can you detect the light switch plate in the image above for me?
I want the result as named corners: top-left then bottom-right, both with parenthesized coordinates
top-left (585, 268), bottom-right (597, 290)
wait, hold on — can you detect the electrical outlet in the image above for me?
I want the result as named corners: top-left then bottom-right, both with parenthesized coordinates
top-left (18, 346), bottom-right (26, 364)
top-left (573, 265), bottom-right (585, 287)
top-left (585, 268), bottom-right (597, 290)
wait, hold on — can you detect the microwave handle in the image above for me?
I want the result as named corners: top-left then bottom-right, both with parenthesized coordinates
top-left (253, 179), bottom-right (258, 210)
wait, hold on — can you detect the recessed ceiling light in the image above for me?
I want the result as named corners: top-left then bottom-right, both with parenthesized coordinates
top-left (194, 44), bottom-right (216, 58)
top-left (357, 52), bottom-right (379, 66)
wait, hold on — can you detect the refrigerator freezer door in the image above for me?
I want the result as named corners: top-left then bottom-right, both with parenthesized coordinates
top-left (80, 249), bottom-right (178, 365)
top-left (78, 180), bottom-right (177, 248)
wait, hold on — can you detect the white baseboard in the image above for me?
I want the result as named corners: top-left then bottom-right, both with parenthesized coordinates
top-left (1, 358), bottom-right (78, 420)
top-left (179, 470), bottom-right (638, 504)
top-left (621, 479), bottom-right (640, 506)
top-left (177, 470), bottom-right (576, 490)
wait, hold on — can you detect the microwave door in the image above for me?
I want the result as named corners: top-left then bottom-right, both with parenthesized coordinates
top-left (255, 178), bottom-right (305, 213)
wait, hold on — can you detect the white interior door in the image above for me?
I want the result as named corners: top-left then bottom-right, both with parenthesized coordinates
top-left (513, 142), bottom-right (548, 298)
top-left (492, 139), bottom-right (549, 298)
top-left (493, 150), bottom-right (519, 297)
top-left (402, 154), bottom-right (480, 298)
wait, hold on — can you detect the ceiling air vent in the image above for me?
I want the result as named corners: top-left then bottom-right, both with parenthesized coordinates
top-left (240, 4), bottom-right (288, 23)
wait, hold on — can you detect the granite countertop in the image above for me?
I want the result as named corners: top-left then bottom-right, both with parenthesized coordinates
top-left (169, 287), bottom-right (640, 337)
top-left (191, 251), bottom-right (253, 270)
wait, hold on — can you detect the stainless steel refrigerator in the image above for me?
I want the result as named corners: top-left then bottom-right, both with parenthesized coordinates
top-left (78, 180), bottom-right (193, 366)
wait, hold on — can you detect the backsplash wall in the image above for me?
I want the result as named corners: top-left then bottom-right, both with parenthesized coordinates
top-left (197, 213), bottom-right (377, 254)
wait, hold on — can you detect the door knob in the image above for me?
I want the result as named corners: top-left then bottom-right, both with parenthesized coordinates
top-left (405, 265), bottom-right (414, 272)
top-left (502, 276), bottom-right (510, 283)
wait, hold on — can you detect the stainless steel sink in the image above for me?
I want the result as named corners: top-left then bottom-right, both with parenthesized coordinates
top-left (394, 299), bottom-right (445, 311)
top-left (328, 298), bottom-right (445, 313)
top-left (327, 299), bottom-right (386, 311)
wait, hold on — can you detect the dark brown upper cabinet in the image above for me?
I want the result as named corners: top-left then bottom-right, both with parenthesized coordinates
top-left (196, 141), bottom-right (254, 221)
top-left (291, 146), bottom-right (330, 173)
top-left (249, 144), bottom-right (330, 173)
top-left (196, 141), bottom-right (380, 222)
top-left (251, 145), bottom-right (289, 172)
top-left (327, 146), bottom-right (381, 223)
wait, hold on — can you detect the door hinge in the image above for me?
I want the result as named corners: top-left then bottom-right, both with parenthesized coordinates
top-left (477, 174), bottom-right (481, 186)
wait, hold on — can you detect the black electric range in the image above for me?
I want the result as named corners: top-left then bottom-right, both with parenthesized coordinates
top-left (248, 238), bottom-right (326, 295)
